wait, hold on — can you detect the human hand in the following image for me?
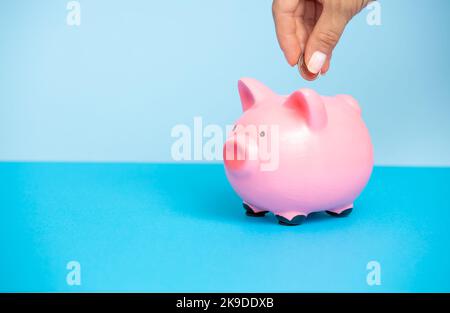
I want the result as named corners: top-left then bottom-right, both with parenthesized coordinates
top-left (272, 0), bottom-right (371, 80)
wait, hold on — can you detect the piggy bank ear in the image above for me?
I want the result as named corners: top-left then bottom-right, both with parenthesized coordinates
top-left (238, 78), bottom-right (274, 112)
top-left (284, 89), bottom-right (327, 131)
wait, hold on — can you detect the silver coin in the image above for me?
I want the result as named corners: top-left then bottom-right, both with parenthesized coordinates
top-left (297, 54), bottom-right (304, 73)
top-left (297, 54), bottom-right (319, 81)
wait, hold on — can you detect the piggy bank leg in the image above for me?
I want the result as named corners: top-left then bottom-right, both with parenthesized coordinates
top-left (275, 211), bottom-right (307, 226)
top-left (243, 202), bottom-right (268, 217)
top-left (326, 204), bottom-right (353, 217)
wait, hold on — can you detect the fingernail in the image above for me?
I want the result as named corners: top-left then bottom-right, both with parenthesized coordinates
top-left (307, 51), bottom-right (327, 74)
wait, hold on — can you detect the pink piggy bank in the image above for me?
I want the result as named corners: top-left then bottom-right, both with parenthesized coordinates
top-left (223, 78), bottom-right (373, 226)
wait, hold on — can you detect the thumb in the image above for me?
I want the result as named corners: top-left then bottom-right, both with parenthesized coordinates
top-left (304, 4), bottom-right (351, 75)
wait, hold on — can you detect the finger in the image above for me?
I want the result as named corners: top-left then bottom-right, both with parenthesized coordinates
top-left (294, 1), bottom-right (308, 54)
top-left (303, 0), bottom-right (316, 35)
top-left (299, 52), bottom-right (330, 80)
top-left (272, 0), bottom-right (302, 66)
top-left (314, 0), bottom-right (323, 22)
top-left (313, 0), bottom-right (327, 74)
top-left (297, 0), bottom-right (317, 80)
top-left (294, 18), bottom-right (308, 54)
top-left (321, 54), bottom-right (331, 75)
top-left (299, 62), bottom-right (319, 80)
top-left (304, 2), bottom-right (351, 74)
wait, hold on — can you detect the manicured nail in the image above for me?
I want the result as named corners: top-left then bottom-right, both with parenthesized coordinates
top-left (307, 51), bottom-right (327, 74)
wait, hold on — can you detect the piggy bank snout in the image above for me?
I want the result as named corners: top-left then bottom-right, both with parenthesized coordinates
top-left (223, 136), bottom-right (259, 173)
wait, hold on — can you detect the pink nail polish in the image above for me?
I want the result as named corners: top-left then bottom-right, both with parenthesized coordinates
top-left (307, 51), bottom-right (327, 74)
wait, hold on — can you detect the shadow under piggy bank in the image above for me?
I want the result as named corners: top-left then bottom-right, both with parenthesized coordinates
top-left (148, 163), bottom-right (355, 228)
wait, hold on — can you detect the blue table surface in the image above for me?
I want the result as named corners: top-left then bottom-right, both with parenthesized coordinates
top-left (0, 162), bottom-right (449, 292)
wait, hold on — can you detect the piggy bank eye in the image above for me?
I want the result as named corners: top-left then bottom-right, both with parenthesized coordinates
top-left (259, 131), bottom-right (265, 137)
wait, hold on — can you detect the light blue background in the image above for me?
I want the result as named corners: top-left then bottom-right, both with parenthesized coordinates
top-left (0, 0), bottom-right (449, 164)
top-left (1, 1), bottom-right (450, 293)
